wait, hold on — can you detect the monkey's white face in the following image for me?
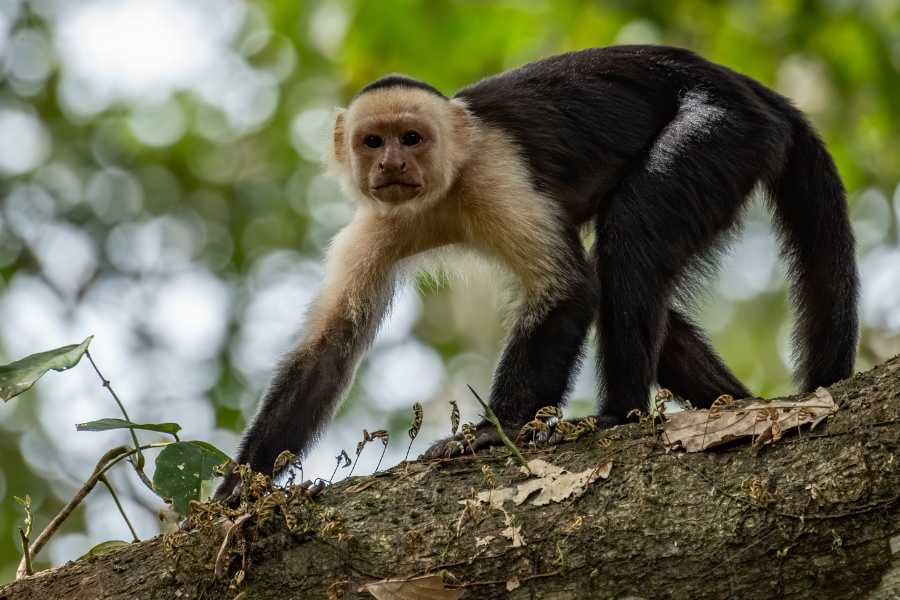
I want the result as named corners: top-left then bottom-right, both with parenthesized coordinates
top-left (349, 113), bottom-right (438, 204)
top-left (332, 88), bottom-right (472, 211)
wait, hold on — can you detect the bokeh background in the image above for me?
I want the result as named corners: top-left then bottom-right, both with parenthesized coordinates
top-left (1, 0), bottom-right (899, 581)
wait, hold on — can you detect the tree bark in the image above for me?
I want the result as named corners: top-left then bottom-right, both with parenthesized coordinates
top-left (3, 356), bottom-right (900, 600)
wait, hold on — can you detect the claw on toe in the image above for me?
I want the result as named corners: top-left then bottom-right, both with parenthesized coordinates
top-left (299, 479), bottom-right (326, 498)
top-left (445, 440), bottom-right (466, 458)
top-left (421, 422), bottom-right (515, 461)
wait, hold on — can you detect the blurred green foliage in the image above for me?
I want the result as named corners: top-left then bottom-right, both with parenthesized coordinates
top-left (0, 0), bottom-right (898, 582)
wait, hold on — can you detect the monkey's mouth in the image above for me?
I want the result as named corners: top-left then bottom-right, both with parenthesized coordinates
top-left (371, 180), bottom-right (423, 203)
top-left (373, 181), bottom-right (421, 190)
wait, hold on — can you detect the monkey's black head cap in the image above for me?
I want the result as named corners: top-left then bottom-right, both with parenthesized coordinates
top-left (355, 75), bottom-right (446, 99)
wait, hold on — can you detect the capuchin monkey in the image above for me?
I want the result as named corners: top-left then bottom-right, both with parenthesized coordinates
top-left (215, 45), bottom-right (858, 500)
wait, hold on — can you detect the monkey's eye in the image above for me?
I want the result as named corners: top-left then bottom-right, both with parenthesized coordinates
top-left (363, 135), bottom-right (383, 148)
top-left (400, 131), bottom-right (422, 146)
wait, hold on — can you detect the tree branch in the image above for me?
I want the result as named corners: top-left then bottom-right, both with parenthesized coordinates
top-left (3, 356), bottom-right (900, 600)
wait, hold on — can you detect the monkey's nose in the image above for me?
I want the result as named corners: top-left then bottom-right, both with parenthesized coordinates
top-left (379, 160), bottom-right (406, 174)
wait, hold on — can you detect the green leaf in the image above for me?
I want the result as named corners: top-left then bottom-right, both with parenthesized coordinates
top-left (76, 418), bottom-right (181, 437)
top-left (0, 336), bottom-right (94, 402)
top-left (153, 441), bottom-right (230, 516)
top-left (81, 540), bottom-right (130, 559)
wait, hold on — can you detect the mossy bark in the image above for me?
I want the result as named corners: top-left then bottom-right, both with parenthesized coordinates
top-left (2, 356), bottom-right (900, 600)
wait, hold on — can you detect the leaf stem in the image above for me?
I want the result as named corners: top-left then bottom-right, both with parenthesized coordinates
top-left (99, 475), bottom-right (139, 542)
top-left (85, 350), bottom-right (146, 471)
top-left (374, 442), bottom-right (388, 473)
top-left (347, 448), bottom-right (364, 479)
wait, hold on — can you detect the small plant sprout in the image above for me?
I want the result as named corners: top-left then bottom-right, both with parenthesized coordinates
top-left (14, 495), bottom-right (33, 576)
top-left (329, 450), bottom-right (351, 484)
top-left (347, 430), bottom-right (371, 479)
top-left (405, 402), bottom-right (423, 462)
top-left (273, 450), bottom-right (302, 488)
top-left (449, 400), bottom-right (460, 436)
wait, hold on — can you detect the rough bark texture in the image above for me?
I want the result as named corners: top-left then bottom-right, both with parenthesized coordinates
top-left (3, 356), bottom-right (900, 600)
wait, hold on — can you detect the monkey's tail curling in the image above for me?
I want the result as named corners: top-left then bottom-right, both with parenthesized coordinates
top-left (766, 104), bottom-right (859, 392)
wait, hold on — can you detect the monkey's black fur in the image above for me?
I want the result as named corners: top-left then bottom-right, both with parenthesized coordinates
top-left (452, 45), bottom-right (857, 421)
top-left (219, 46), bottom-right (857, 497)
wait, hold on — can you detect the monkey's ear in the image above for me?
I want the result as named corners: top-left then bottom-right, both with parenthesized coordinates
top-left (332, 108), bottom-right (348, 166)
top-left (447, 100), bottom-right (478, 154)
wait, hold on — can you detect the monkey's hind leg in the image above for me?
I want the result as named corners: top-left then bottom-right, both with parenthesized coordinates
top-left (656, 308), bottom-right (751, 408)
top-left (422, 287), bottom-right (594, 459)
top-left (595, 93), bottom-right (783, 422)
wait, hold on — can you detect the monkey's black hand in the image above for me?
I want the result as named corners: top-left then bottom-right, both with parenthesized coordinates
top-left (212, 472), bottom-right (325, 509)
top-left (213, 470), bottom-right (243, 506)
top-left (421, 421), bottom-right (519, 459)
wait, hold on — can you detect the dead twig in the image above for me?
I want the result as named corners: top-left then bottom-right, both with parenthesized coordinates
top-left (467, 385), bottom-right (530, 473)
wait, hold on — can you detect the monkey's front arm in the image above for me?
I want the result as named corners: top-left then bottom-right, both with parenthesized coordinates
top-left (214, 213), bottom-right (400, 500)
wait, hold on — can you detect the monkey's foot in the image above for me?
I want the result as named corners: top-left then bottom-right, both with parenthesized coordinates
top-left (565, 414), bottom-right (622, 429)
top-left (421, 415), bottom-right (623, 460)
top-left (420, 421), bottom-right (518, 460)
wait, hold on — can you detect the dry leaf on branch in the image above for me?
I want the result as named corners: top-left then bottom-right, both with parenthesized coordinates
top-left (662, 387), bottom-right (838, 453)
top-left (360, 573), bottom-right (462, 600)
top-left (500, 523), bottom-right (526, 548)
top-left (465, 459), bottom-right (612, 509)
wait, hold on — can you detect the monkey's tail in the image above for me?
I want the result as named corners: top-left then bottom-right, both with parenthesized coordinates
top-left (763, 98), bottom-right (859, 391)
